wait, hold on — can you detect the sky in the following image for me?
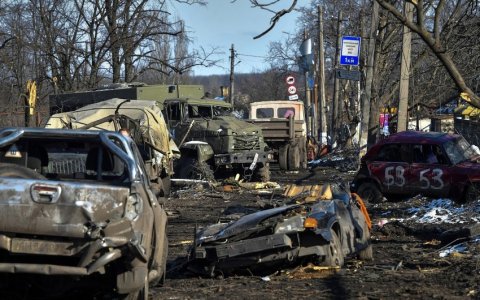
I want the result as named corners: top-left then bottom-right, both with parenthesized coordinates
top-left (170, 1), bottom-right (301, 76)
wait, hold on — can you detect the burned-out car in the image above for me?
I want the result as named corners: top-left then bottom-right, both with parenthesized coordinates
top-left (0, 128), bottom-right (167, 299)
top-left (351, 131), bottom-right (480, 203)
top-left (188, 185), bottom-right (372, 276)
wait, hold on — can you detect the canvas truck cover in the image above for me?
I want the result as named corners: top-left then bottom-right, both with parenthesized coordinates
top-left (45, 98), bottom-right (179, 159)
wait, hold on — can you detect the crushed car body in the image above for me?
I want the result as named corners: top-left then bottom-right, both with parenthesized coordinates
top-left (0, 127), bottom-right (168, 298)
top-left (188, 184), bottom-right (372, 276)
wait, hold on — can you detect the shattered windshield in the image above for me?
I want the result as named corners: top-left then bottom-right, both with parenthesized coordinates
top-left (443, 137), bottom-right (477, 165)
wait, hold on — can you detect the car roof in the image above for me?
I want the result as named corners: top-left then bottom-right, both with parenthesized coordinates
top-left (382, 131), bottom-right (459, 144)
top-left (164, 98), bottom-right (232, 107)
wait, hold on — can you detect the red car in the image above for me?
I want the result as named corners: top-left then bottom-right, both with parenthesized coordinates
top-left (351, 131), bottom-right (480, 203)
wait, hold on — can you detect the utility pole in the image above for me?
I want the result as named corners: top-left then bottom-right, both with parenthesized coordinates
top-left (303, 29), bottom-right (312, 137)
top-left (397, 3), bottom-right (413, 132)
top-left (229, 44), bottom-right (235, 108)
top-left (318, 5), bottom-right (327, 144)
top-left (332, 11), bottom-right (342, 145)
top-left (360, 1), bottom-right (379, 153)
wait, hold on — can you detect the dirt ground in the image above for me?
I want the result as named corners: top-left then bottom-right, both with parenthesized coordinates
top-left (153, 166), bottom-right (480, 300)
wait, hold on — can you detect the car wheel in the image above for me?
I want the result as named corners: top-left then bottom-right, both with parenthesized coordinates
top-left (356, 182), bottom-right (383, 204)
top-left (323, 230), bottom-right (344, 267)
top-left (278, 145), bottom-right (289, 170)
top-left (288, 144), bottom-right (300, 170)
top-left (0, 163), bottom-right (46, 179)
top-left (358, 244), bottom-right (373, 261)
top-left (464, 183), bottom-right (480, 203)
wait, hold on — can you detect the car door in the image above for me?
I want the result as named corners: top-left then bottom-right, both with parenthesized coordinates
top-left (409, 143), bottom-right (451, 198)
top-left (367, 143), bottom-right (411, 195)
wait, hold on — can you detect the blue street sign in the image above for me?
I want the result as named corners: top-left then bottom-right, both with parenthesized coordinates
top-left (340, 36), bottom-right (361, 66)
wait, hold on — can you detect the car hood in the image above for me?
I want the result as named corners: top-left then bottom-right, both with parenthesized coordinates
top-left (193, 116), bottom-right (262, 136)
top-left (196, 200), bottom-right (344, 244)
top-left (196, 204), bottom-right (300, 243)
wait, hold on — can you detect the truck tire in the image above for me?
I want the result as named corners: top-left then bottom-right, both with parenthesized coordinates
top-left (161, 175), bottom-right (171, 197)
top-left (288, 144), bottom-right (301, 170)
top-left (278, 145), bottom-right (289, 170)
top-left (0, 163), bottom-right (45, 179)
top-left (254, 163), bottom-right (270, 182)
top-left (177, 157), bottom-right (214, 181)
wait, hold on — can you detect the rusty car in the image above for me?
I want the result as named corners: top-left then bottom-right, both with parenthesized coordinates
top-left (0, 127), bottom-right (168, 299)
top-left (188, 184), bottom-right (372, 276)
top-left (351, 131), bottom-right (480, 203)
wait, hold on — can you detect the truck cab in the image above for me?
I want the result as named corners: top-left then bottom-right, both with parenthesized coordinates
top-left (162, 98), bottom-right (271, 182)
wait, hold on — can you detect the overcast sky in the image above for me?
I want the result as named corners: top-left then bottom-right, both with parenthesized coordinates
top-left (170, 1), bottom-right (300, 76)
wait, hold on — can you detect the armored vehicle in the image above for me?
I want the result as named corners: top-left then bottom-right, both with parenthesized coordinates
top-left (162, 98), bottom-right (271, 181)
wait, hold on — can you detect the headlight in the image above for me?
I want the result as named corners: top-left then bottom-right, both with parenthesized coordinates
top-left (274, 215), bottom-right (304, 234)
top-left (125, 193), bottom-right (143, 221)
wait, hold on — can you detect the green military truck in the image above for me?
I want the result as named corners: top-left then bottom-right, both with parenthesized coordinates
top-left (49, 85), bottom-right (271, 181)
top-left (162, 98), bottom-right (271, 182)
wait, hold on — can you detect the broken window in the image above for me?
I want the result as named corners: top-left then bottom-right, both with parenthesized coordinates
top-left (376, 144), bottom-right (410, 162)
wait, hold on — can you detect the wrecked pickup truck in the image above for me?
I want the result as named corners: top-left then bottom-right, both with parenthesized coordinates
top-left (0, 127), bottom-right (167, 298)
top-left (188, 184), bottom-right (372, 276)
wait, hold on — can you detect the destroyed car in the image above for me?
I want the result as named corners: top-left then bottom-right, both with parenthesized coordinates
top-left (46, 98), bottom-right (179, 195)
top-left (0, 127), bottom-right (168, 299)
top-left (351, 131), bottom-right (480, 203)
top-left (188, 184), bottom-right (372, 276)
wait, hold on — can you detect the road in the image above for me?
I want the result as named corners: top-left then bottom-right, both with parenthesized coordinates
top-left (153, 167), bottom-right (480, 299)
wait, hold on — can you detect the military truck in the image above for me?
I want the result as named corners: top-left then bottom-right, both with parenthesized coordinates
top-left (161, 98), bottom-right (271, 181)
top-left (46, 98), bottom-right (179, 195)
top-left (247, 100), bottom-right (307, 171)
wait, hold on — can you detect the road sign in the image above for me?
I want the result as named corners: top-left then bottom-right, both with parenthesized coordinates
top-left (340, 36), bottom-right (361, 66)
top-left (285, 75), bottom-right (295, 85)
top-left (335, 69), bottom-right (361, 81)
top-left (287, 86), bottom-right (297, 95)
top-left (288, 94), bottom-right (299, 100)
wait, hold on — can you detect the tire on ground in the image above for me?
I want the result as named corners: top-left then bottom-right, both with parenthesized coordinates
top-left (356, 182), bottom-right (383, 204)
top-left (254, 163), bottom-right (270, 182)
top-left (278, 145), bottom-right (289, 170)
top-left (287, 144), bottom-right (300, 170)
top-left (323, 229), bottom-right (344, 267)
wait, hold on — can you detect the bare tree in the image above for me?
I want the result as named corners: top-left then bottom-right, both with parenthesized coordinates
top-left (376, 0), bottom-right (480, 108)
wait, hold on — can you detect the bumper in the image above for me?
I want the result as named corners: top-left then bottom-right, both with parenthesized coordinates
top-left (193, 233), bottom-right (328, 271)
top-left (214, 151), bottom-right (271, 166)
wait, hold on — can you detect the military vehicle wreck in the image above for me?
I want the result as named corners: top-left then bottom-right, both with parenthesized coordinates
top-left (162, 98), bottom-right (272, 182)
top-left (46, 98), bottom-right (179, 195)
top-left (188, 184), bottom-right (372, 276)
top-left (0, 127), bottom-right (168, 298)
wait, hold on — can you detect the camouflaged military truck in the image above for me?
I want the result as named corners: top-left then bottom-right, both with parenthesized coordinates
top-left (46, 98), bottom-right (179, 195)
top-left (161, 98), bottom-right (271, 182)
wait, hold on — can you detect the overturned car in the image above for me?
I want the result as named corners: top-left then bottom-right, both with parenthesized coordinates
top-left (189, 184), bottom-right (372, 276)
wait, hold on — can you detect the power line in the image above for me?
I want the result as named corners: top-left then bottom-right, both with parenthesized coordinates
top-left (236, 53), bottom-right (269, 59)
